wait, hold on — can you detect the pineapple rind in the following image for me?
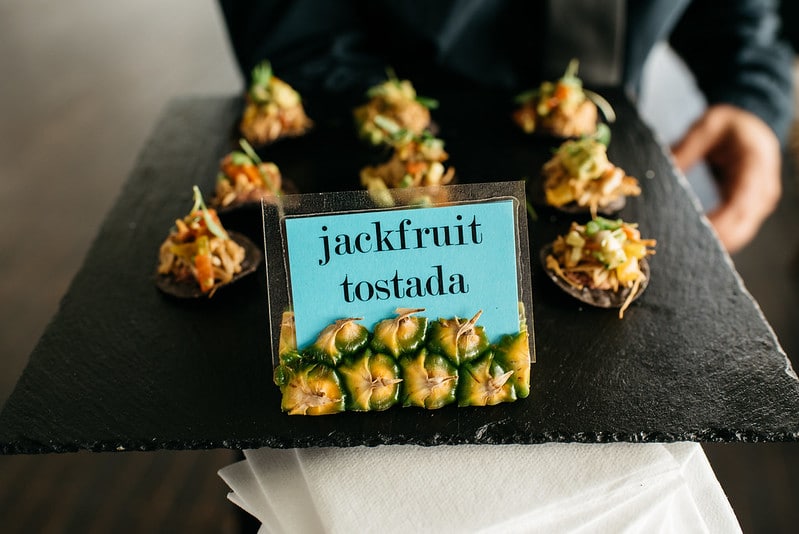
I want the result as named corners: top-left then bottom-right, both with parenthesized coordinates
top-left (278, 312), bottom-right (530, 415)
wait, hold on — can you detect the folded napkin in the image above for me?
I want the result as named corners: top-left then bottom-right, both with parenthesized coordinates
top-left (219, 442), bottom-right (739, 534)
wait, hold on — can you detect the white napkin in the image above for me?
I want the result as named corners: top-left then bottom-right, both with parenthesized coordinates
top-left (219, 442), bottom-right (740, 534)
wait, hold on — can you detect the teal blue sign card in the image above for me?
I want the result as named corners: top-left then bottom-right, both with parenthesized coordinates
top-left (285, 200), bottom-right (518, 348)
top-left (262, 182), bottom-right (533, 362)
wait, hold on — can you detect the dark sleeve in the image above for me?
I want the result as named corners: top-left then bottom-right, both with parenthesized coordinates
top-left (668, 0), bottom-right (795, 144)
top-left (218, 0), bottom-right (386, 95)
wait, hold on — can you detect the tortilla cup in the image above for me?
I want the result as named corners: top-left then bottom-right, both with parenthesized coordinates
top-left (539, 243), bottom-right (650, 309)
top-left (155, 231), bottom-right (263, 299)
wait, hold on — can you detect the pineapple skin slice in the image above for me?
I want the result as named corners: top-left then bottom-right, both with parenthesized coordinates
top-left (306, 319), bottom-right (370, 366)
top-left (457, 351), bottom-right (517, 407)
top-left (371, 314), bottom-right (428, 358)
top-left (493, 330), bottom-right (531, 398)
top-left (280, 362), bottom-right (346, 415)
top-left (274, 311), bottom-right (530, 414)
top-left (398, 349), bottom-right (459, 409)
top-left (426, 316), bottom-right (489, 366)
top-left (338, 349), bottom-right (402, 411)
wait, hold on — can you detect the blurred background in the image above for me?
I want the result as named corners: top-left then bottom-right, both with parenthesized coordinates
top-left (0, 1), bottom-right (797, 532)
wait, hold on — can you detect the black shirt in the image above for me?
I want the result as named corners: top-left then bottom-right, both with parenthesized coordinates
top-left (219, 0), bottom-right (794, 142)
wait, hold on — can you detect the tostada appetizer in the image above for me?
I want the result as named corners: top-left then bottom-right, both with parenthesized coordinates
top-left (354, 69), bottom-right (438, 146)
top-left (542, 217), bottom-right (656, 318)
top-left (513, 59), bottom-right (613, 138)
top-left (360, 128), bottom-right (455, 196)
top-left (239, 60), bottom-right (312, 146)
top-left (156, 186), bottom-right (262, 298)
top-left (540, 136), bottom-right (641, 216)
top-left (211, 139), bottom-right (286, 210)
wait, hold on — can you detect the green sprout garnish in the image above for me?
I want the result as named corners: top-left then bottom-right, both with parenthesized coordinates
top-left (514, 88), bottom-right (539, 104)
top-left (585, 216), bottom-right (624, 236)
top-left (418, 130), bottom-right (444, 150)
top-left (239, 138), bottom-right (263, 165)
top-left (375, 115), bottom-right (443, 149)
top-left (366, 67), bottom-right (438, 109)
top-left (366, 85), bottom-right (385, 99)
top-left (366, 69), bottom-right (399, 98)
top-left (515, 58), bottom-right (584, 105)
top-left (191, 186), bottom-right (228, 240)
top-left (249, 61), bottom-right (274, 103)
top-left (415, 95), bottom-right (439, 109)
top-left (251, 61), bottom-right (273, 90)
top-left (590, 122), bottom-right (612, 146)
top-left (563, 58), bottom-right (580, 82)
top-left (386, 66), bottom-right (399, 84)
top-left (229, 152), bottom-right (253, 166)
top-left (236, 139), bottom-right (281, 196)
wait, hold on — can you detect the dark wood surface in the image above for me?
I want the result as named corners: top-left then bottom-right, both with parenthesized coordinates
top-left (1, 90), bottom-right (798, 454)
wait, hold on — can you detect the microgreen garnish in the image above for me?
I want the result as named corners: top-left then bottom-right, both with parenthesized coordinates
top-left (419, 131), bottom-right (444, 151)
top-left (239, 138), bottom-right (282, 196)
top-left (585, 216), bottom-right (623, 236)
top-left (229, 152), bottom-right (253, 166)
top-left (514, 89), bottom-right (539, 104)
top-left (563, 59), bottom-right (580, 79)
top-left (386, 66), bottom-right (399, 85)
top-left (415, 95), bottom-right (439, 109)
top-left (251, 61), bottom-right (273, 89)
top-left (366, 85), bottom-right (385, 99)
top-left (591, 122), bottom-right (612, 146)
top-left (366, 68), bottom-right (400, 98)
top-left (249, 61), bottom-right (274, 103)
top-left (192, 186), bottom-right (228, 240)
top-left (238, 138), bottom-right (263, 165)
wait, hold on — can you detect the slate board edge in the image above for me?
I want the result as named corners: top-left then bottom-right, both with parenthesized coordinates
top-left (648, 125), bottom-right (797, 382)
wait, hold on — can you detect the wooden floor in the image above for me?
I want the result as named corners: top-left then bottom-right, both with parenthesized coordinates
top-left (1, 2), bottom-right (797, 532)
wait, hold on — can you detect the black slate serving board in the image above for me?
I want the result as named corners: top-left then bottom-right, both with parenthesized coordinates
top-left (2, 89), bottom-right (798, 454)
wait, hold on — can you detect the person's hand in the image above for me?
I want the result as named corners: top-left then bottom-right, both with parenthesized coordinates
top-left (671, 104), bottom-right (782, 254)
